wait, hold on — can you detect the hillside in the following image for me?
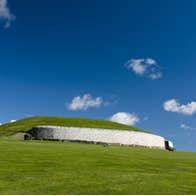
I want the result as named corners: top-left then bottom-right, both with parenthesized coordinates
top-left (0, 138), bottom-right (195, 194)
top-left (0, 116), bottom-right (149, 136)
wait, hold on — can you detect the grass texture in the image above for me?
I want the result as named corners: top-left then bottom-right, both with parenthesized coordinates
top-left (0, 138), bottom-right (195, 194)
top-left (0, 116), bottom-right (148, 136)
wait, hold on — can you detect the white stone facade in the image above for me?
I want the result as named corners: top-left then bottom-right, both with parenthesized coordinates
top-left (30, 126), bottom-right (168, 149)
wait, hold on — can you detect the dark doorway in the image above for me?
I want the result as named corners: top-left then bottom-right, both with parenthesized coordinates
top-left (165, 140), bottom-right (174, 151)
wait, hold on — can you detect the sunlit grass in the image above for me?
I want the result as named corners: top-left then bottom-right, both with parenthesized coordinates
top-left (0, 138), bottom-right (195, 194)
top-left (0, 116), bottom-right (148, 136)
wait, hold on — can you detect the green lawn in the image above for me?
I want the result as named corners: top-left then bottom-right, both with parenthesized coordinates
top-left (0, 116), bottom-right (148, 136)
top-left (0, 138), bottom-right (195, 195)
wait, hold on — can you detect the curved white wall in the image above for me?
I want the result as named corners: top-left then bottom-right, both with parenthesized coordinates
top-left (30, 126), bottom-right (166, 149)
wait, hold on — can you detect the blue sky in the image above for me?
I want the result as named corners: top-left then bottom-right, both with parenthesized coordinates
top-left (0, 0), bottom-right (196, 151)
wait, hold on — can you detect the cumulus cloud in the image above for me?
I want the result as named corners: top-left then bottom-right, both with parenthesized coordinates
top-left (163, 99), bottom-right (196, 115)
top-left (180, 123), bottom-right (196, 131)
top-left (109, 112), bottom-right (140, 126)
top-left (125, 58), bottom-right (162, 79)
top-left (0, 0), bottom-right (15, 28)
top-left (67, 94), bottom-right (103, 111)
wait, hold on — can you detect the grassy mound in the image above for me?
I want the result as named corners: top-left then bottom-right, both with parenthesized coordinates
top-left (0, 138), bottom-right (195, 194)
top-left (0, 116), bottom-right (148, 136)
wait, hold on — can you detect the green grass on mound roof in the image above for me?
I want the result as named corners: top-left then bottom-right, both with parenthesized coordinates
top-left (0, 116), bottom-right (149, 136)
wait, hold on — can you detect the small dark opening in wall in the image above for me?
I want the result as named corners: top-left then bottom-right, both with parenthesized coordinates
top-left (165, 141), bottom-right (169, 149)
top-left (165, 140), bottom-right (174, 151)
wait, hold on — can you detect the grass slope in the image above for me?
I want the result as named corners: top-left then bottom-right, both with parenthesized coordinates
top-left (0, 138), bottom-right (195, 194)
top-left (0, 116), bottom-right (148, 136)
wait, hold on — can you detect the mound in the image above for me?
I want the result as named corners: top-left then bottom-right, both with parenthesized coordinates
top-left (0, 116), bottom-right (149, 136)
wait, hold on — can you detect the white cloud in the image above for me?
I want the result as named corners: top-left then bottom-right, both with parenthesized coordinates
top-left (10, 119), bottom-right (16, 123)
top-left (163, 99), bottom-right (196, 115)
top-left (149, 72), bottom-right (162, 79)
top-left (109, 112), bottom-right (140, 126)
top-left (0, 0), bottom-right (15, 28)
top-left (127, 59), bottom-right (146, 75)
top-left (180, 123), bottom-right (196, 131)
top-left (67, 94), bottom-right (103, 111)
top-left (125, 58), bottom-right (162, 79)
top-left (146, 58), bottom-right (156, 65)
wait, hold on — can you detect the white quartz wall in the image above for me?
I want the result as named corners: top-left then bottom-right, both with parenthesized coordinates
top-left (31, 126), bottom-right (166, 149)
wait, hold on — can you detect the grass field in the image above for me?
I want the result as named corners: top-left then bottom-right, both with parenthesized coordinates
top-left (0, 138), bottom-right (195, 195)
top-left (0, 116), bottom-right (148, 136)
